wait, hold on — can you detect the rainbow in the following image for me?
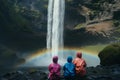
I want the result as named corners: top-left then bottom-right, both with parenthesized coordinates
top-left (28, 47), bottom-right (99, 59)
top-left (16, 47), bottom-right (101, 67)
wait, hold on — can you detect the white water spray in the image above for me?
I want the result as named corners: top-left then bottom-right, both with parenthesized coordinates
top-left (47, 0), bottom-right (65, 56)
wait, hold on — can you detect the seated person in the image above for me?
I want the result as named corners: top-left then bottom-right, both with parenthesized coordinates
top-left (73, 52), bottom-right (87, 78)
top-left (48, 56), bottom-right (61, 80)
top-left (63, 56), bottom-right (75, 80)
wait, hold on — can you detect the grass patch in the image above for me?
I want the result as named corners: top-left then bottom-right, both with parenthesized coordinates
top-left (74, 23), bottom-right (85, 30)
top-left (81, 44), bottom-right (108, 55)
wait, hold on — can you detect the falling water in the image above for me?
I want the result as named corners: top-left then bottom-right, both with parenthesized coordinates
top-left (18, 0), bottom-right (100, 67)
top-left (47, 0), bottom-right (65, 57)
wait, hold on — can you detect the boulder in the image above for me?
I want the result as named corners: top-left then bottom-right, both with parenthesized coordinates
top-left (98, 43), bottom-right (120, 66)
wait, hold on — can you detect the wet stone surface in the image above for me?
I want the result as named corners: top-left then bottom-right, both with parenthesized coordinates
top-left (1, 65), bottom-right (120, 80)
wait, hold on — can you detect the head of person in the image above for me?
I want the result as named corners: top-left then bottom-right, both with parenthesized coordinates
top-left (53, 56), bottom-right (58, 63)
top-left (76, 52), bottom-right (82, 58)
top-left (67, 56), bottom-right (73, 63)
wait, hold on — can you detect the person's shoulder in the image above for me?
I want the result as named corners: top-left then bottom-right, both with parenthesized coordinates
top-left (81, 58), bottom-right (86, 63)
top-left (65, 62), bottom-right (68, 65)
top-left (63, 63), bottom-right (68, 67)
top-left (57, 63), bottom-right (61, 66)
top-left (48, 63), bottom-right (54, 68)
top-left (73, 57), bottom-right (78, 60)
top-left (81, 58), bottom-right (85, 61)
top-left (66, 62), bottom-right (71, 66)
top-left (70, 63), bottom-right (75, 66)
top-left (49, 63), bottom-right (53, 66)
top-left (75, 57), bottom-right (80, 61)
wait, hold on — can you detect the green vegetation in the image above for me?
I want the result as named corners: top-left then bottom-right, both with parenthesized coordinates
top-left (0, 0), bottom-right (32, 33)
top-left (74, 23), bottom-right (84, 30)
top-left (81, 44), bottom-right (108, 55)
top-left (113, 20), bottom-right (120, 27)
top-left (98, 43), bottom-right (120, 66)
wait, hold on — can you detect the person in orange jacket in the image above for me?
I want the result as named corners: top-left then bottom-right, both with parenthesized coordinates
top-left (48, 56), bottom-right (61, 80)
top-left (73, 52), bottom-right (87, 78)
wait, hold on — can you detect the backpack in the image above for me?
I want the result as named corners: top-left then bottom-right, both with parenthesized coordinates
top-left (75, 59), bottom-right (85, 74)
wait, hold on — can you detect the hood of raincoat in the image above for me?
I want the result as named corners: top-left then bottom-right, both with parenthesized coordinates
top-left (67, 56), bottom-right (73, 63)
top-left (53, 56), bottom-right (58, 63)
top-left (76, 52), bottom-right (82, 58)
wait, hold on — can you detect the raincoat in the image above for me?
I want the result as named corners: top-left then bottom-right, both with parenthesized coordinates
top-left (63, 56), bottom-right (75, 79)
top-left (48, 56), bottom-right (61, 80)
top-left (73, 52), bottom-right (86, 77)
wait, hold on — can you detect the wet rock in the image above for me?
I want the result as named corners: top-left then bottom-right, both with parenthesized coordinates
top-left (1, 70), bottom-right (47, 80)
top-left (1, 65), bottom-right (120, 80)
top-left (86, 64), bottom-right (120, 80)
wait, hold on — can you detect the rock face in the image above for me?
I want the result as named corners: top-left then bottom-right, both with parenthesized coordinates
top-left (98, 43), bottom-right (120, 66)
top-left (1, 65), bottom-right (120, 80)
top-left (0, 0), bottom-right (120, 49)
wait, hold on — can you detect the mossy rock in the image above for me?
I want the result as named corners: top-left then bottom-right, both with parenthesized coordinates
top-left (98, 43), bottom-right (120, 66)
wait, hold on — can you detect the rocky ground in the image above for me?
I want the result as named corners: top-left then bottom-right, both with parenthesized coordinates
top-left (1, 64), bottom-right (120, 80)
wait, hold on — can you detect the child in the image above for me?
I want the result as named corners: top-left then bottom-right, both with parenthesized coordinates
top-left (73, 52), bottom-right (87, 79)
top-left (63, 56), bottom-right (75, 80)
top-left (48, 56), bottom-right (61, 80)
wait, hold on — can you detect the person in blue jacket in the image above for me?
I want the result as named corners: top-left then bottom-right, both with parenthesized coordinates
top-left (63, 56), bottom-right (75, 80)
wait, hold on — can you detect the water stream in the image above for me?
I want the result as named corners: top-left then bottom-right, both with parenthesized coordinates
top-left (47, 0), bottom-right (65, 57)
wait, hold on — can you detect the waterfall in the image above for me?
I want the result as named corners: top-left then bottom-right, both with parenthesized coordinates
top-left (47, 0), bottom-right (65, 57)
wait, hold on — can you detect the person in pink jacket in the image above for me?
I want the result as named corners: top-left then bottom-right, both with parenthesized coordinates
top-left (48, 56), bottom-right (61, 80)
top-left (73, 52), bottom-right (87, 78)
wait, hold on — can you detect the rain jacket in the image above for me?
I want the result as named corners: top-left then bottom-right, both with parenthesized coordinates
top-left (63, 56), bottom-right (75, 77)
top-left (73, 52), bottom-right (86, 76)
top-left (48, 56), bottom-right (61, 80)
